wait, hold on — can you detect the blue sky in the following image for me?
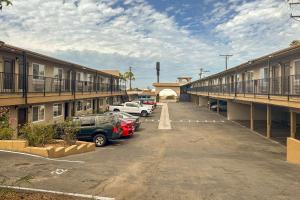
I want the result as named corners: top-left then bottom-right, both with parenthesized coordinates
top-left (0, 0), bottom-right (299, 88)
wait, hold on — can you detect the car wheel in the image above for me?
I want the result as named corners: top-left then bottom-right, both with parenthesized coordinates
top-left (141, 111), bottom-right (148, 117)
top-left (93, 134), bottom-right (107, 147)
top-left (114, 109), bottom-right (120, 112)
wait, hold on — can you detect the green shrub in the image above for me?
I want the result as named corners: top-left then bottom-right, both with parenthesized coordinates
top-left (55, 119), bottom-right (79, 146)
top-left (19, 123), bottom-right (55, 147)
top-left (0, 127), bottom-right (13, 140)
top-left (0, 113), bottom-right (13, 140)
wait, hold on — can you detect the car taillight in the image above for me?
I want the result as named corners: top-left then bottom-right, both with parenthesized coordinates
top-left (113, 127), bottom-right (118, 133)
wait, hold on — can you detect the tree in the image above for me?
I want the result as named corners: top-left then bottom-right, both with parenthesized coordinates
top-left (290, 40), bottom-right (300, 47)
top-left (119, 72), bottom-right (127, 90)
top-left (0, 0), bottom-right (12, 10)
top-left (124, 71), bottom-right (135, 91)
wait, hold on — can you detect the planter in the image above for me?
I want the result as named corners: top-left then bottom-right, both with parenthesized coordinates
top-left (0, 140), bottom-right (95, 158)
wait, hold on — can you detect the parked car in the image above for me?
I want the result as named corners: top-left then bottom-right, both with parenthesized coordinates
top-left (120, 119), bottom-right (134, 137)
top-left (104, 111), bottom-right (141, 130)
top-left (141, 98), bottom-right (157, 108)
top-left (210, 101), bottom-right (227, 112)
top-left (109, 102), bottom-right (152, 117)
top-left (72, 115), bottom-right (122, 147)
top-left (132, 100), bottom-right (155, 111)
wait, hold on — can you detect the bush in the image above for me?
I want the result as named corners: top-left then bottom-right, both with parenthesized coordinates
top-left (0, 113), bottom-right (13, 140)
top-left (0, 127), bottom-right (13, 140)
top-left (55, 119), bottom-right (79, 146)
top-left (19, 123), bottom-right (55, 147)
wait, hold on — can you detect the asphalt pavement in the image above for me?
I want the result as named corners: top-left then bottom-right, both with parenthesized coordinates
top-left (1, 102), bottom-right (300, 200)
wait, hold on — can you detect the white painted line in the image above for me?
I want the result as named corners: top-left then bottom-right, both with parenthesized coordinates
top-left (0, 185), bottom-right (114, 200)
top-left (0, 150), bottom-right (84, 163)
top-left (51, 168), bottom-right (68, 175)
top-left (158, 103), bottom-right (172, 130)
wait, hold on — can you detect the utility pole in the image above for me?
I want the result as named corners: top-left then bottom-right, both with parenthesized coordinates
top-left (220, 54), bottom-right (233, 70)
top-left (129, 66), bottom-right (132, 90)
top-left (199, 68), bottom-right (209, 79)
top-left (288, 0), bottom-right (300, 21)
top-left (156, 62), bottom-right (160, 83)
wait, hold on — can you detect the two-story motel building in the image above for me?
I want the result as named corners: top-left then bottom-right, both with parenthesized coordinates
top-left (0, 42), bottom-right (126, 137)
top-left (186, 44), bottom-right (300, 143)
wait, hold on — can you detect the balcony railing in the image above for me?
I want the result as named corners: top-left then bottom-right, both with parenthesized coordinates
top-left (0, 73), bottom-right (126, 95)
top-left (187, 75), bottom-right (300, 97)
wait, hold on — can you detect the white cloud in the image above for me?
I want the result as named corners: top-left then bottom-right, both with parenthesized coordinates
top-left (0, 0), bottom-right (219, 87)
top-left (1, 0), bottom-right (299, 87)
top-left (214, 0), bottom-right (300, 63)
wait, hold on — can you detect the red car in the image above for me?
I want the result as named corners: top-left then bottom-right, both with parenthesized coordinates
top-left (141, 99), bottom-right (157, 108)
top-left (120, 119), bottom-right (134, 137)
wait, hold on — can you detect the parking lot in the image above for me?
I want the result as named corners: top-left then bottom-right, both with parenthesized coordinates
top-left (1, 102), bottom-right (300, 200)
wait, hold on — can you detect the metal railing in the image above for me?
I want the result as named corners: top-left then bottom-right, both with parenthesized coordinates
top-left (0, 73), bottom-right (126, 95)
top-left (187, 75), bottom-right (300, 97)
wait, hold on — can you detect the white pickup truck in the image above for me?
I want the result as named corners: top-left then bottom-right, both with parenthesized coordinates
top-left (109, 102), bottom-right (152, 117)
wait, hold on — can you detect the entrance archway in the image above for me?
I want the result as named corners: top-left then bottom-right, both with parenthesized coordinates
top-left (159, 89), bottom-right (178, 102)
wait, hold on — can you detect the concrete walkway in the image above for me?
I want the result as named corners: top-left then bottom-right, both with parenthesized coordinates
top-left (158, 103), bottom-right (171, 130)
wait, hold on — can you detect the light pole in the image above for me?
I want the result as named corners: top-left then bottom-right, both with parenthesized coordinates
top-left (220, 54), bottom-right (233, 70)
top-left (129, 66), bottom-right (132, 90)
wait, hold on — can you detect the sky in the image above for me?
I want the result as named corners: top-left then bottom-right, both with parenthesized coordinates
top-left (0, 0), bottom-right (300, 88)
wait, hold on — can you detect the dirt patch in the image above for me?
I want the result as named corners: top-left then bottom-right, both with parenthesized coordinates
top-left (0, 190), bottom-right (85, 200)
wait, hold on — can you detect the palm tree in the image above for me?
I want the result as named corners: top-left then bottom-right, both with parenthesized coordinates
top-left (290, 40), bottom-right (300, 47)
top-left (119, 73), bottom-right (126, 90)
top-left (124, 71), bottom-right (135, 91)
top-left (0, 0), bottom-right (12, 10)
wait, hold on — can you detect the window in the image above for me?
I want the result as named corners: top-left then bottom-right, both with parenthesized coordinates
top-left (32, 105), bottom-right (45, 122)
top-left (76, 72), bottom-right (83, 81)
top-left (53, 103), bottom-right (63, 117)
top-left (54, 68), bottom-right (63, 80)
top-left (295, 60), bottom-right (300, 80)
top-left (87, 74), bottom-right (93, 83)
top-left (32, 63), bottom-right (45, 80)
top-left (262, 68), bottom-right (269, 79)
top-left (99, 98), bottom-right (104, 106)
top-left (247, 71), bottom-right (253, 80)
top-left (86, 100), bottom-right (92, 110)
top-left (126, 103), bottom-right (138, 107)
top-left (77, 101), bottom-right (83, 111)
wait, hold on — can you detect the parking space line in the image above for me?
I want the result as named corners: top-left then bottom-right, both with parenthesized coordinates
top-left (0, 150), bottom-right (85, 164)
top-left (0, 185), bottom-right (114, 200)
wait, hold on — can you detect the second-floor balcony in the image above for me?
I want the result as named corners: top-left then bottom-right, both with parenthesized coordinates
top-left (0, 73), bottom-right (126, 96)
top-left (188, 75), bottom-right (300, 97)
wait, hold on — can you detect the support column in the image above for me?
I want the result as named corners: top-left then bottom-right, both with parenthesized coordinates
top-left (250, 103), bottom-right (254, 130)
top-left (217, 100), bottom-right (220, 114)
top-left (290, 111), bottom-right (296, 138)
top-left (267, 105), bottom-right (272, 138)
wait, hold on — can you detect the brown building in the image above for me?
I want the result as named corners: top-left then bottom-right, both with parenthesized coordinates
top-left (0, 42), bottom-right (126, 137)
